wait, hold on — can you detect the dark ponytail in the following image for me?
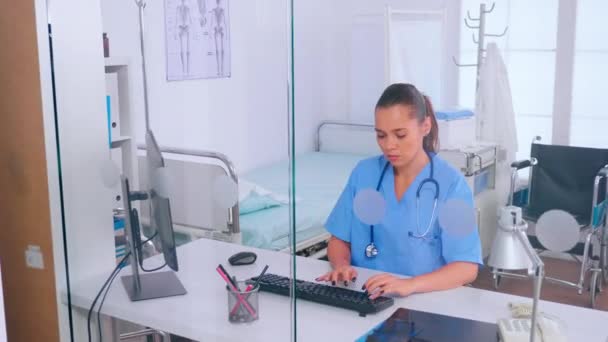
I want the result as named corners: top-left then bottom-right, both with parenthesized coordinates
top-left (375, 83), bottom-right (439, 153)
top-left (422, 95), bottom-right (439, 153)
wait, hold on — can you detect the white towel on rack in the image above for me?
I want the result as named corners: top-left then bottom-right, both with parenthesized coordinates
top-left (476, 42), bottom-right (518, 163)
top-left (476, 43), bottom-right (518, 206)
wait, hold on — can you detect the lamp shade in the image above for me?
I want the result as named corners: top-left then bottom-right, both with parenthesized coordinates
top-left (487, 206), bottom-right (533, 270)
top-left (487, 228), bottom-right (533, 270)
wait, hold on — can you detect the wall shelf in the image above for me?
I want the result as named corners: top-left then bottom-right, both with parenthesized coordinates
top-left (110, 135), bottom-right (131, 149)
top-left (105, 56), bottom-right (130, 72)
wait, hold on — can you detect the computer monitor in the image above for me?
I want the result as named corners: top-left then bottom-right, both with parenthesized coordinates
top-left (145, 129), bottom-right (179, 271)
top-left (120, 129), bottom-right (186, 301)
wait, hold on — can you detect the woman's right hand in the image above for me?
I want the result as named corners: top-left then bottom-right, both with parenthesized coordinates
top-left (315, 265), bottom-right (358, 287)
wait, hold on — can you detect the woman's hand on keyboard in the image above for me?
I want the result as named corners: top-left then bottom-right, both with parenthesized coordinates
top-left (364, 274), bottom-right (417, 299)
top-left (315, 265), bottom-right (358, 287)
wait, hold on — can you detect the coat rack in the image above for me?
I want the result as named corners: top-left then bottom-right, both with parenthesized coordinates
top-left (452, 2), bottom-right (509, 92)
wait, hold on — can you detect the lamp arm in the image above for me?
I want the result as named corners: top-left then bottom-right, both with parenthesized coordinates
top-left (515, 231), bottom-right (545, 342)
top-left (515, 231), bottom-right (544, 269)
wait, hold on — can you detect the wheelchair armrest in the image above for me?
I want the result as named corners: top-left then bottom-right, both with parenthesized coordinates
top-left (511, 159), bottom-right (534, 170)
top-left (508, 158), bottom-right (537, 206)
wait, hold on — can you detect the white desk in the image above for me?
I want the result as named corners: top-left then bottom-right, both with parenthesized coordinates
top-left (69, 238), bottom-right (608, 341)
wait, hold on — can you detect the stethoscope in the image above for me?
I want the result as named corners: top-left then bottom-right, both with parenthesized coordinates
top-left (365, 151), bottom-right (440, 258)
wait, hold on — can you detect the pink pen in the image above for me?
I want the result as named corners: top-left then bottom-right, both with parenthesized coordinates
top-left (216, 267), bottom-right (258, 318)
top-left (230, 265), bottom-right (268, 315)
top-left (229, 284), bottom-right (254, 316)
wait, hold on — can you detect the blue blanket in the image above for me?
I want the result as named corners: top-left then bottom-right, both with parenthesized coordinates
top-left (435, 109), bottom-right (474, 121)
top-left (240, 152), bottom-right (368, 250)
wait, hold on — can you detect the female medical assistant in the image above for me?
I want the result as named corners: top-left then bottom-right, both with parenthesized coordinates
top-left (317, 83), bottom-right (482, 300)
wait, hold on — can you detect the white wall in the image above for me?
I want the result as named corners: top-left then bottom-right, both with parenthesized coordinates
top-left (101, 0), bottom-right (290, 173)
top-left (101, 0), bottom-right (462, 170)
top-left (263, 0), bottom-right (462, 154)
top-left (101, 0), bottom-right (359, 163)
top-left (292, 0), bottom-right (334, 153)
top-left (301, 0), bottom-right (461, 126)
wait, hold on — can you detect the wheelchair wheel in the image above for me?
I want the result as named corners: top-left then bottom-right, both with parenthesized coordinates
top-left (590, 271), bottom-right (600, 309)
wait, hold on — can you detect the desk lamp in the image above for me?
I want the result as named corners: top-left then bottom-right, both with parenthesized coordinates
top-left (488, 206), bottom-right (544, 342)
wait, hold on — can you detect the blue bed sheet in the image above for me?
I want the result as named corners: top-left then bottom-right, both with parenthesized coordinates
top-left (240, 152), bottom-right (367, 250)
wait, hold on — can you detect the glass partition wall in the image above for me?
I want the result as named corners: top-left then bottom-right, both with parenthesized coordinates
top-left (48, 0), bottom-right (297, 340)
top-left (45, 0), bottom-right (608, 341)
top-left (291, 0), bottom-right (608, 340)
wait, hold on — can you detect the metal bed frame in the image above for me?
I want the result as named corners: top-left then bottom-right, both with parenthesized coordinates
top-left (137, 144), bottom-right (241, 244)
top-left (136, 121), bottom-right (376, 256)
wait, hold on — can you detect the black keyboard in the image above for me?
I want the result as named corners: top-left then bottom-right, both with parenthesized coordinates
top-left (250, 273), bottom-right (394, 316)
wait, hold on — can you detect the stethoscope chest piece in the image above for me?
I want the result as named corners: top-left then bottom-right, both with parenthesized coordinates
top-left (365, 242), bottom-right (379, 258)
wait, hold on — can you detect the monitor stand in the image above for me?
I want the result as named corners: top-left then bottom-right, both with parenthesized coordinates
top-left (121, 271), bottom-right (186, 301)
top-left (120, 176), bottom-right (187, 301)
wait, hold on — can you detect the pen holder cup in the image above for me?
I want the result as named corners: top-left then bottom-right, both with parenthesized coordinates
top-left (226, 281), bottom-right (260, 323)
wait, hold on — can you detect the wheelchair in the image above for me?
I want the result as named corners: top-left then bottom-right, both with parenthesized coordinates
top-left (492, 137), bottom-right (608, 308)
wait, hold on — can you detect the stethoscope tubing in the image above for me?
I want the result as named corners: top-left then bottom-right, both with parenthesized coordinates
top-left (366, 152), bottom-right (439, 258)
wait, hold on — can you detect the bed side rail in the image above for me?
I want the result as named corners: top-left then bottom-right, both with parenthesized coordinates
top-left (138, 144), bottom-right (240, 236)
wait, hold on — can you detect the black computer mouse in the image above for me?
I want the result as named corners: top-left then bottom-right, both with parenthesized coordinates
top-left (228, 251), bottom-right (257, 266)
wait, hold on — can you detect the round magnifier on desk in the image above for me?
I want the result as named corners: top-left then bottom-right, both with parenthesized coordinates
top-left (535, 210), bottom-right (580, 253)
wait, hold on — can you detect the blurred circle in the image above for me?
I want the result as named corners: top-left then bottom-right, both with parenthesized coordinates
top-left (353, 189), bottom-right (386, 225)
top-left (213, 174), bottom-right (238, 209)
top-left (99, 159), bottom-right (120, 188)
top-left (437, 199), bottom-right (477, 238)
top-left (536, 210), bottom-right (579, 252)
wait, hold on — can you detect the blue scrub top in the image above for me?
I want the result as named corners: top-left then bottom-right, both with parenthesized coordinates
top-left (325, 154), bottom-right (483, 277)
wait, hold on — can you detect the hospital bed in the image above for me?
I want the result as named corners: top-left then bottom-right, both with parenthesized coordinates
top-left (137, 121), bottom-right (379, 257)
top-left (137, 121), bottom-right (498, 258)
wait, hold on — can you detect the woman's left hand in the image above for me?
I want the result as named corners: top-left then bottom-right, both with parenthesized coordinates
top-left (363, 273), bottom-right (418, 300)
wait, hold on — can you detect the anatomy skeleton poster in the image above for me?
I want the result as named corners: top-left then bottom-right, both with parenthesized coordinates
top-left (165, 0), bottom-right (231, 81)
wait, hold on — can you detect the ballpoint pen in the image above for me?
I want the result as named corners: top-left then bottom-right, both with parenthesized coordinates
top-left (230, 265), bottom-right (268, 315)
top-left (216, 266), bottom-right (257, 318)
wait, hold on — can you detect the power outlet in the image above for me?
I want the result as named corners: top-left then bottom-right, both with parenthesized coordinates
top-left (25, 245), bottom-right (45, 270)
